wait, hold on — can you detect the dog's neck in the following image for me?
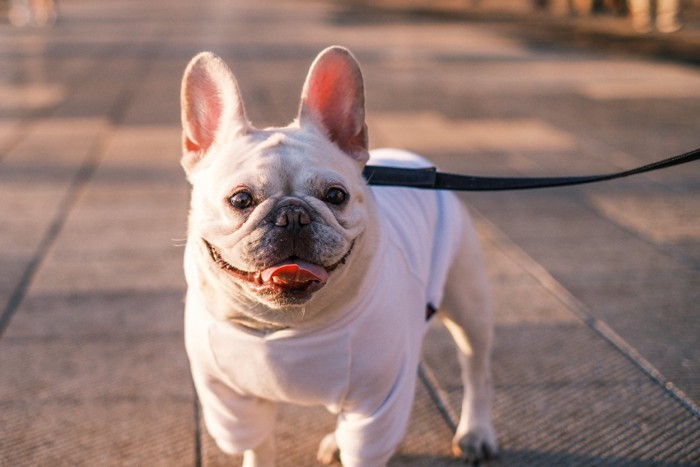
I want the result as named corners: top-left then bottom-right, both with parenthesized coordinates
top-left (228, 316), bottom-right (290, 335)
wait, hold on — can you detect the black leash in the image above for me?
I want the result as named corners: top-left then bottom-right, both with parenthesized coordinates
top-left (363, 146), bottom-right (700, 191)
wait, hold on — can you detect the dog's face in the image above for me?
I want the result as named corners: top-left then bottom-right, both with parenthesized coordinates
top-left (181, 47), bottom-right (373, 319)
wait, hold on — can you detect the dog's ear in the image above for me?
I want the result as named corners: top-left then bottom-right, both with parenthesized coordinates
top-left (180, 52), bottom-right (249, 175)
top-left (299, 46), bottom-right (369, 166)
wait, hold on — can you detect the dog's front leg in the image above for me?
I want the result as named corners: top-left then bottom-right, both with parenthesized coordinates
top-left (317, 432), bottom-right (340, 465)
top-left (242, 436), bottom-right (276, 467)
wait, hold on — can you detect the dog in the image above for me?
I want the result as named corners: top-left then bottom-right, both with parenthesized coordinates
top-left (180, 46), bottom-right (497, 466)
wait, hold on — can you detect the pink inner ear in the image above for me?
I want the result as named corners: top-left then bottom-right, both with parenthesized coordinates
top-left (304, 56), bottom-right (364, 154)
top-left (308, 65), bottom-right (352, 126)
top-left (185, 72), bottom-right (223, 153)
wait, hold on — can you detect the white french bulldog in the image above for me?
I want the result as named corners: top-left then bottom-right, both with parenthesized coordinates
top-left (181, 46), bottom-right (497, 467)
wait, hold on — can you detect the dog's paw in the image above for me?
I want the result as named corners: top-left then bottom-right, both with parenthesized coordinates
top-left (317, 432), bottom-right (341, 465)
top-left (452, 426), bottom-right (498, 464)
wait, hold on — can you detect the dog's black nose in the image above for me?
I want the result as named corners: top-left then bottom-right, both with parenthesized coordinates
top-left (274, 204), bottom-right (311, 229)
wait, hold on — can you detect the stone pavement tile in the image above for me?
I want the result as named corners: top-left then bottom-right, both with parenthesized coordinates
top-left (49, 224), bottom-right (186, 263)
top-left (4, 289), bottom-right (185, 339)
top-left (566, 274), bottom-right (700, 403)
top-left (0, 400), bottom-right (195, 467)
top-left (26, 184), bottom-right (188, 294)
top-left (0, 337), bottom-right (190, 401)
top-left (477, 188), bottom-right (700, 386)
top-left (67, 182), bottom-right (189, 219)
top-left (434, 150), bottom-right (542, 178)
top-left (526, 92), bottom-right (699, 170)
top-left (0, 120), bottom-right (23, 149)
top-left (490, 285), bottom-right (580, 325)
top-left (590, 190), bottom-right (700, 246)
top-left (0, 116), bottom-right (105, 204)
top-left (46, 184), bottom-right (189, 255)
top-left (0, 116), bottom-right (108, 313)
top-left (338, 16), bottom-right (530, 61)
top-left (521, 235), bottom-right (686, 278)
top-left (30, 253), bottom-right (185, 295)
top-left (98, 125), bottom-right (183, 175)
top-left (467, 187), bottom-right (700, 404)
top-left (0, 259), bottom-right (29, 305)
top-left (421, 217), bottom-right (700, 465)
top-left (582, 78), bottom-right (700, 100)
top-left (515, 148), bottom-right (629, 176)
top-left (26, 185), bottom-right (188, 295)
top-left (482, 247), bottom-right (580, 326)
top-left (0, 31), bottom-right (92, 119)
top-left (117, 75), bottom-right (181, 128)
top-left (0, 117), bottom-right (107, 178)
top-left (675, 238), bottom-right (700, 265)
top-left (462, 191), bottom-right (626, 242)
top-left (468, 191), bottom-right (689, 277)
top-left (0, 330), bottom-right (195, 464)
top-left (494, 332), bottom-right (700, 465)
top-left (0, 183), bottom-right (66, 256)
top-left (565, 269), bottom-right (700, 321)
top-left (489, 384), bottom-right (700, 465)
top-left (0, 82), bottom-right (65, 112)
top-left (368, 112), bottom-right (576, 155)
top-left (44, 57), bottom-right (140, 120)
top-left (403, 59), bottom-right (700, 171)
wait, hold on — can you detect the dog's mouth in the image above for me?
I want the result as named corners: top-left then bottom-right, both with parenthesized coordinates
top-left (203, 239), bottom-right (353, 301)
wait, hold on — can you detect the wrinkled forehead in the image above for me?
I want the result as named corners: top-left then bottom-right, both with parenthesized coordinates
top-left (204, 128), bottom-right (359, 192)
top-left (249, 128), bottom-right (338, 165)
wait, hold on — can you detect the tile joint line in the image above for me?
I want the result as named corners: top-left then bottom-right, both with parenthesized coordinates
top-left (472, 208), bottom-right (700, 421)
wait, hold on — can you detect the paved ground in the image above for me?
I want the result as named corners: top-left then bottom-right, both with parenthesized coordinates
top-left (1, 0), bottom-right (699, 465)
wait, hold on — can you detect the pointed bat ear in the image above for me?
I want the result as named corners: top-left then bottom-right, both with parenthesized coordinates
top-left (180, 52), bottom-right (249, 175)
top-left (298, 46), bottom-right (369, 166)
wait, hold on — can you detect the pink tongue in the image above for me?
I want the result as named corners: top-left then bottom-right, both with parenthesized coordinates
top-left (261, 260), bottom-right (329, 285)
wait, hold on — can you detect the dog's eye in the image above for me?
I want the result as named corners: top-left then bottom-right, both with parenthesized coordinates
top-left (324, 187), bottom-right (347, 206)
top-left (229, 191), bottom-right (254, 210)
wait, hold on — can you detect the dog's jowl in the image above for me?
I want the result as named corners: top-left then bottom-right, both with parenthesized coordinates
top-left (180, 46), bottom-right (498, 467)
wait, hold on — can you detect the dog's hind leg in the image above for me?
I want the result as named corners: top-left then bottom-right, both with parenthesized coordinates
top-left (438, 209), bottom-right (498, 463)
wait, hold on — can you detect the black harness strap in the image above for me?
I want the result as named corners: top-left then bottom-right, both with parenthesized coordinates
top-left (363, 146), bottom-right (700, 191)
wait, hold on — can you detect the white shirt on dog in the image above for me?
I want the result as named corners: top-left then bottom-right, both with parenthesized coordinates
top-left (185, 149), bottom-right (464, 466)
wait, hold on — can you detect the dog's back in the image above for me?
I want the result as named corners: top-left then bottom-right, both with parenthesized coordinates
top-left (369, 148), bottom-right (466, 312)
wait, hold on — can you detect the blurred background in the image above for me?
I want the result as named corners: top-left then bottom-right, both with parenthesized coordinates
top-left (1, 0), bottom-right (699, 465)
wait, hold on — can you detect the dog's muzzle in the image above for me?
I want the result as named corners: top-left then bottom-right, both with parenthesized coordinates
top-left (202, 238), bottom-right (355, 304)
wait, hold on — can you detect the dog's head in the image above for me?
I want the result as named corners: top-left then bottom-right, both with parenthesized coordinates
top-left (181, 47), bottom-right (374, 320)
